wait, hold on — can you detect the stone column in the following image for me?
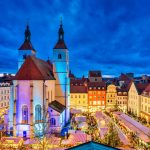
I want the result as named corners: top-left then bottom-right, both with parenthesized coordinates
top-left (13, 85), bottom-right (18, 136)
top-left (30, 82), bottom-right (34, 139)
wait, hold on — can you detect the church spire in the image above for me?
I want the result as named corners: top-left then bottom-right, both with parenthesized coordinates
top-left (25, 25), bottom-right (31, 42)
top-left (58, 18), bottom-right (64, 41)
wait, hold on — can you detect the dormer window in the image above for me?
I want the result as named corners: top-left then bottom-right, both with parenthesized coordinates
top-left (58, 54), bottom-right (62, 59)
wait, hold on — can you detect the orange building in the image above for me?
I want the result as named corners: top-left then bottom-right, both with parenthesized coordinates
top-left (88, 82), bottom-right (106, 112)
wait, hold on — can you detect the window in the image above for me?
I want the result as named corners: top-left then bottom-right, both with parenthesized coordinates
top-left (50, 118), bottom-right (56, 126)
top-left (93, 101), bottom-right (96, 105)
top-left (58, 54), bottom-right (62, 59)
top-left (23, 54), bottom-right (27, 60)
top-left (97, 101), bottom-right (100, 105)
top-left (22, 105), bottom-right (28, 124)
top-left (35, 105), bottom-right (42, 122)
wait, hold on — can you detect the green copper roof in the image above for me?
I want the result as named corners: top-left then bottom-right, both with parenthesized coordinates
top-left (67, 141), bottom-right (120, 150)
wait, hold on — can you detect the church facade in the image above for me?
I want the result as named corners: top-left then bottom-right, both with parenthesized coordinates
top-left (8, 22), bottom-right (70, 138)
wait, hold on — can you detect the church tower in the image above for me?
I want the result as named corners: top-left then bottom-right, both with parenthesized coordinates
top-left (18, 25), bottom-right (36, 70)
top-left (53, 21), bottom-right (70, 122)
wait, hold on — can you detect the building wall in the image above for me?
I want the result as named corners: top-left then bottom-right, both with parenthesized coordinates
top-left (70, 93), bottom-right (88, 111)
top-left (0, 83), bottom-right (10, 108)
top-left (88, 89), bottom-right (106, 112)
top-left (128, 83), bottom-right (140, 117)
top-left (141, 95), bottom-right (150, 123)
top-left (53, 48), bottom-right (70, 122)
top-left (117, 93), bottom-right (128, 113)
top-left (49, 108), bottom-right (65, 133)
top-left (10, 79), bottom-right (55, 138)
top-left (89, 77), bottom-right (102, 82)
top-left (106, 84), bottom-right (117, 108)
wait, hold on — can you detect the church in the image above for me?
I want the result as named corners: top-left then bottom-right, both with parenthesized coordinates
top-left (8, 22), bottom-right (70, 138)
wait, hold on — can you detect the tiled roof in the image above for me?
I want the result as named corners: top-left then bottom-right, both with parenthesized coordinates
top-left (0, 74), bottom-right (14, 84)
top-left (70, 78), bottom-right (88, 86)
top-left (54, 39), bottom-right (67, 49)
top-left (70, 85), bottom-right (87, 93)
top-left (143, 84), bottom-right (150, 92)
top-left (135, 83), bottom-right (149, 95)
top-left (49, 100), bottom-right (66, 113)
top-left (117, 87), bottom-right (128, 96)
top-left (88, 82), bottom-right (106, 88)
top-left (18, 40), bottom-right (36, 52)
top-left (142, 84), bottom-right (150, 96)
top-left (14, 56), bottom-right (55, 80)
top-left (119, 73), bottom-right (131, 81)
top-left (89, 71), bottom-right (101, 77)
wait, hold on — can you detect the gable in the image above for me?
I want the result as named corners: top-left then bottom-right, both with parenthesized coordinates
top-left (14, 56), bottom-right (55, 80)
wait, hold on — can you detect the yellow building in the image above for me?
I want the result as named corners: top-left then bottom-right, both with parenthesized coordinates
top-left (70, 85), bottom-right (88, 111)
top-left (117, 88), bottom-right (128, 113)
top-left (141, 84), bottom-right (150, 123)
top-left (106, 84), bottom-right (117, 109)
top-left (128, 82), bottom-right (148, 117)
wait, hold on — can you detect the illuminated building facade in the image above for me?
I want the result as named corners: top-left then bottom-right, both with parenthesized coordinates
top-left (8, 22), bottom-right (70, 138)
top-left (128, 82), bottom-right (148, 117)
top-left (106, 84), bottom-right (117, 109)
top-left (53, 22), bottom-right (70, 122)
top-left (0, 74), bottom-right (13, 109)
top-left (70, 85), bottom-right (88, 111)
top-left (116, 88), bottom-right (128, 113)
top-left (88, 82), bottom-right (106, 112)
top-left (140, 84), bottom-right (150, 123)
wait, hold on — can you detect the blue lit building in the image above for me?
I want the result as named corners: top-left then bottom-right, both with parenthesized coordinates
top-left (8, 22), bottom-right (70, 138)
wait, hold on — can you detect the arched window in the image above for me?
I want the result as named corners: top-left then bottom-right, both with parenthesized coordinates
top-left (58, 54), bottom-right (62, 59)
top-left (50, 118), bottom-right (56, 126)
top-left (35, 105), bottom-right (42, 123)
top-left (22, 105), bottom-right (28, 124)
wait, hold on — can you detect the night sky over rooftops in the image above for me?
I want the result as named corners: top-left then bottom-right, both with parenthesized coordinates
top-left (0, 0), bottom-right (150, 77)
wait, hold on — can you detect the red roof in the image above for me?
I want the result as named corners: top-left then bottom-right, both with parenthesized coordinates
top-left (18, 40), bottom-right (36, 51)
top-left (54, 39), bottom-right (67, 49)
top-left (142, 84), bottom-right (150, 96)
top-left (88, 82), bottom-right (106, 90)
top-left (89, 71), bottom-right (101, 77)
top-left (14, 56), bottom-right (55, 80)
top-left (71, 78), bottom-right (86, 86)
top-left (70, 85), bottom-right (87, 93)
top-left (119, 73), bottom-right (131, 81)
top-left (135, 83), bottom-right (149, 95)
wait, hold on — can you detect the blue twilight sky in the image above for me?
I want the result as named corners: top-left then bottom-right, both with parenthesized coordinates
top-left (0, 0), bottom-right (150, 77)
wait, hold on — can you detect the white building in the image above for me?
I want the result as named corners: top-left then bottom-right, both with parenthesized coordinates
top-left (8, 22), bottom-right (70, 138)
top-left (128, 82), bottom-right (148, 117)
